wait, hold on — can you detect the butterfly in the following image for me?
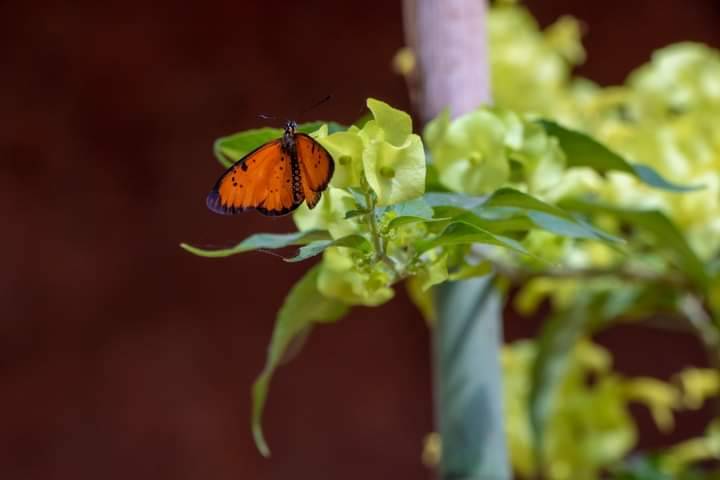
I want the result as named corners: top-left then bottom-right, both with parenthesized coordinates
top-left (206, 120), bottom-right (334, 216)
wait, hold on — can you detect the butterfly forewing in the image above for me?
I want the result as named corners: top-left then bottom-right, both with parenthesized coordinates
top-left (207, 140), bottom-right (299, 215)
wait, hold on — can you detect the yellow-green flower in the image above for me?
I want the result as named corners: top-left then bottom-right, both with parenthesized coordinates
top-left (361, 99), bottom-right (426, 206)
top-left (425, 109), bottom-right (509, 194)
top-left (293, 186), bottom-right (359, 239)
top-left (317, 247), bottom-right (394, 306)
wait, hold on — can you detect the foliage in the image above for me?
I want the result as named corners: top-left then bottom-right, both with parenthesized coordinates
top-left (183, 0), bottom-right (720, 477)
top-left (483, 1), bottom-right (720, 478)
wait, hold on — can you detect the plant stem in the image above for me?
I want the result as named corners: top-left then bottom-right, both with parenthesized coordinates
top-left (363, 189), bottom-right (397, 275)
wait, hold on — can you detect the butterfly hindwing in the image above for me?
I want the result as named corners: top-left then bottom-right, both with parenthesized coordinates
top-left (294, 133), bottom-right (335, 209)
top-left (206, 140), bottom-right (300, 216)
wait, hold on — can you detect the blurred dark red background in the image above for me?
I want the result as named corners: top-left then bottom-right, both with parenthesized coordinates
top-left (2, 1), bottom-right (719, 479)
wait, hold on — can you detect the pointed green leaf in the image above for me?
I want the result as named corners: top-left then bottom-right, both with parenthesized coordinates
top-left (180, 230), bottom-right (331, 258)
top-left (416, 221), bottom-right (528, 255)
top-left (565, 200), bottom-right (709, 287)
top-left (387, 215), bottom-right (452, 230)
top-left (385, 197), bottom-right (449, 229)
top-left (527, 211), bottom-right (621, 242)
top-left (423, 192), bottom-right (489, 210)
top-left (538, 120), bottom-right (702, 192)
top-left (423, 189), bottom-right (619, 242)
top-left (252, 265), bottom-right (349, 457)
top-left (282, 234), bottom-right (372, 263)
top-left (485, 188), bottom-right (571, 219)
top-left (483, 188), bottom-right (621, 242)
top-left (631, 164), bottom-right (703, 193)
top-left (389, 197), bottom-right (434, 219)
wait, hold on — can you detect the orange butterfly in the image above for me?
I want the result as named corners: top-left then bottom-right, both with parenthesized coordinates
top-left (206, 120), bottom-right (334, 216)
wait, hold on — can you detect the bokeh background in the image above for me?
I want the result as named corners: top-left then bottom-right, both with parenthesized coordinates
top-left (2, 1), bottom-right (720, 478)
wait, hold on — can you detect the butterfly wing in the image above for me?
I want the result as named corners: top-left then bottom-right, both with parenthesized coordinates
top-left (206, 140), bottom-right (300, 216)
top-left (294, 133), bottom-right (335, 209)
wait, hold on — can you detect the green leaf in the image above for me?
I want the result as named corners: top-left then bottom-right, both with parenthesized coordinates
top-left (282, 234), bottom-right (372, 263)
top-left (442, 207), bottom-right (535, 236)
top-left (387, 215), bottom-right (451, 230)
top-left (529, 296), bottom-right (593, 471)
top-left (485, 188), bottom-right (571, 218)
top-left (527, 211), bottom-right (602, 238)
top-left (252, 265), bottom-right (349, 457)
top-left (347, 187), bottom-right (368, 209)
top-left (180, 230), bottom-right (331, 258)
top-left (416, 221), bottom-right (528, 255)
top-left (565, 200), bottom-right (709, 287)
top-left (385, 197), bottom-right (447, 229)
top-left (423, 189), bottom-right (619, 242)
top-left (539, 120), bottom-right (702, 192)
top-left (389, 197), bottom-right (434, 219)
top-left (483, 188), bottom-right (621, 242)
top-left (213, 121), bottom-right (346, 167)
top-left (423, 192), bottom-right (489, 209)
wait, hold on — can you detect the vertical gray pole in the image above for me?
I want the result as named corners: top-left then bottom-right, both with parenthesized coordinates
top-left (435, 277), bottom-right (510, 480)
top-left (403, 1), bottom-right (511, 479)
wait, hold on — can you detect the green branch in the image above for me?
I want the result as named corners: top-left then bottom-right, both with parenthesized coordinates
top-left (363, 188), bottom-right (398, 276)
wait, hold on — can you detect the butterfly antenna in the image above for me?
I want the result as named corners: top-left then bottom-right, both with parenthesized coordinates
top-left (297, 95), bottom-right (332, 118)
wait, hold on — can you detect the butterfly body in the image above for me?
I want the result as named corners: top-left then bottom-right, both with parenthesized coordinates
top-left (206, 121), bottom-right (334, 216)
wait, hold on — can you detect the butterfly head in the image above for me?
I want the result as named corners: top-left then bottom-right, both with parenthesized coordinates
top-left (282, 120), bottom-right (298, 152)
top-left (284, 120), bottom-right (297, 133)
